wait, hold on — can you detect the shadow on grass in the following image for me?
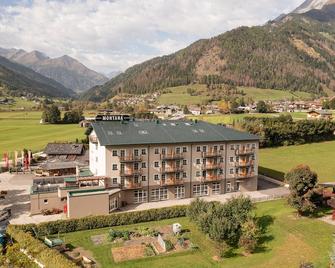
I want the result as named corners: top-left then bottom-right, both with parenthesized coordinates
top-left (254, 215), bottom-right (275, 254)
top-left (259, 166), bottom-right (285, 182)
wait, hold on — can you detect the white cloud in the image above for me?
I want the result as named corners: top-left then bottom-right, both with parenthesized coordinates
top-left (0, 0), bottom-right (304, 73)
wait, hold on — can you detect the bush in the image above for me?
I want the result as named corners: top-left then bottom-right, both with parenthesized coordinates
top-left (6, 226), bottom-right (77, 268)
top-left (15, 205), bottom-right (187, 236)
top-left (164, 239), bottom-right (174, 251)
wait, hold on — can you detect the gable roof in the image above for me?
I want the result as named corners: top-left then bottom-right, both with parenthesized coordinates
top-left (308, 110), bottom-right (332, 115)
top-left (44, 143), bottom-right (84, 155)
top-left (91, 120), bottom-right (259, 146)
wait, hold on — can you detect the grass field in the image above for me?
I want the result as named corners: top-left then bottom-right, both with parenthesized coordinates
top-left (157, 85), bottom-right (313, 105)
top-left (259, 141), bottom-right (335, 183)
top-left (0, 111), bottom-right (85, 154)
top-left (56, 200), bottom-right (334, 268)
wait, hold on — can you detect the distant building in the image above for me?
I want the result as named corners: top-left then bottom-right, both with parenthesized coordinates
top-left (189, 106), bottom-right (202, 116)
top-left (307, 110), bottom-right (333, 121)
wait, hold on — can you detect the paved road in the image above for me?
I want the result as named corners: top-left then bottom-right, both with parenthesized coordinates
top-left (0, 172), bottom-right (288, 224)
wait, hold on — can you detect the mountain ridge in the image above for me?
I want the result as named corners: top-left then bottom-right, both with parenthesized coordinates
top-left (0, 48), bottom-right (108, 92)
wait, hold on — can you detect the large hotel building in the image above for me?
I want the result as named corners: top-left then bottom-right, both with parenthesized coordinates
top-left (30, 118), bottom-right (259, 218)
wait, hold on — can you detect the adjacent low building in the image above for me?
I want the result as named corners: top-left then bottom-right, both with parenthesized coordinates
top-left (307, 110), bottom-right (333, 121)
top-left (31, 118), bottom-right (259, 218)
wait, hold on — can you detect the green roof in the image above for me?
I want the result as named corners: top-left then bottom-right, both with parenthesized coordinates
top-left (91, 120), bottom-right (259, 146)
top-left (64, 177), bottom-right (76, 183)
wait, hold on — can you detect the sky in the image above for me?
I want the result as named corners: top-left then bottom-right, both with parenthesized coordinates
top-left (0, 0), bottom-right (305, 74)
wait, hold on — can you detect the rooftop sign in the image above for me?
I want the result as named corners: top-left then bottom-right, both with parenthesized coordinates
top-left (95, 114), bottom-right (131, 122)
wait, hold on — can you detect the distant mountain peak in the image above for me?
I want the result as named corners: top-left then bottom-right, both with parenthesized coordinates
top-left (293, 0), bottom-right (335, 14)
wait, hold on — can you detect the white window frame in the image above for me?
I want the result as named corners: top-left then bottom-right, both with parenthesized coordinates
top-left (154, 174), bottom-right (160, 181)
top-left (226, 182), bottom-right (232, 192)
top-left (112, 150), bottom-right (118, 156)
top-left (151, 188), bottom-right (168, 201)
top-left (175, 186), bottom-right (185, 199)
top-left (192, 184), bottom-right (209, 197)
top-left (212, 182), bottom-right (221, 195)
top-left (134, 190), bottom-right (147, 203)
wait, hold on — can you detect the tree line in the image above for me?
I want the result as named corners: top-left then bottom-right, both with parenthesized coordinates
top-left (241, 115), bottom-right (335, 147)
top-left (42, 105), bottom-right (84, 124)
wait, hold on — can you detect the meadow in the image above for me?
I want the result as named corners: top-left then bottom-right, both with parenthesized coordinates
top-left (56, 200), bottom-right (334, 268)
top-left (0, 111), bottom-right (85, 154)
top-left (157, 85), bottom-right (313, 106)
top-left (259, 140), bottom-right (335, 183)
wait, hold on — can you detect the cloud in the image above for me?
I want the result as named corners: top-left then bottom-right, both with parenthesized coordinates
top-left (0, 0), bottom-right (304, 73)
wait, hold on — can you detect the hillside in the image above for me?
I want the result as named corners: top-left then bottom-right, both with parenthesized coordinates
top-left (0, 49), bottom-right (108, 92)
top-left (82, 14), bottom-right (335, 102)
top-left (0, 56), bottom-right (74, 98)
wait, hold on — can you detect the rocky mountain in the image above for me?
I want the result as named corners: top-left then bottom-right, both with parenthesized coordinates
top-left (0, 48), bottom-right (108, 92)
top-left (293, 0), bottom-right (335, 14)
top-left (0, 55), bottom-right (74, 98)
top-left (82, 10), bottom-right (335, 102)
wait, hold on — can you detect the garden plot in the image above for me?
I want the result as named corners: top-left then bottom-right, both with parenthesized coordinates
top-left (110, 224), bottom-right (193, 263)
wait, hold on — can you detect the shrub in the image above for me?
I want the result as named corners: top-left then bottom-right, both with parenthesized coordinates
top-left (164, 239), bottom-right (174, 251)
top-left (6, 226), bottom-right (77, 268)
top-left (238, 218), bottom-right (261, 253)
top-left (15, 205), bottom-right (187, 236)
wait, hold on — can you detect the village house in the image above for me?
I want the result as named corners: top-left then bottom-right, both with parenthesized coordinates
top-left (307, 110), bottom-right (333, 121)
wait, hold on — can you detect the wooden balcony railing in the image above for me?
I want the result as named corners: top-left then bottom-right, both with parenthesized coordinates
top-left (160, 166), bottom-right (183, 174)
top-left (235, 148), bottom-right (255, 156)
top-left (160, 153), bottom-right (184, 160)
top-left (120, 169), bottom-right (142, 177)
top-left (201, 163), bottom-right (223, 170)
top-left (123, 182), bottom-right (142, 189)
top-left (119, 155), bottom-right (142, 163)
top-left (236, 172), bottom-right (255, 179)
top-left (234, 160), bottom-right (254, 167)
top-left (202, 151), bottom-right (222, 158)
top-left (201, 175), bottom-right (224, 182)
top-left (160, 178), bottom-right (184, 186)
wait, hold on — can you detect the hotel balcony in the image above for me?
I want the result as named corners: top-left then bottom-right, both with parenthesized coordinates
top-left (201, 163), bottom-right (223, 171)
top-left (235, 148), bottom-right (255, 156)
top-left (160, 178), bottom-right (184, 186)
top-left (120, 169), bottom-right (142, 177)
top-left (123, 181), bottom-right (142, 190)
top-left (119, 155), bottom-right (142, 163)
top-left (201, 175), bottom-right (224, 182)
top-left (234, 160), bottom-right (254, 167)
top-left (160, 166), bottom-right (183, 174)
top-left (236, 172), bottom-right (255, 179)
top-left (202, 151), bottom-right (222, 158)
top-left (160, 153), bottom-right (184, 161)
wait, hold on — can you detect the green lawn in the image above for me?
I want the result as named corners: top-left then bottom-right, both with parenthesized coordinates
top-left (157, 85), bottom-right (313, 106)
top-left (0, 111), bottom-right (85, 154)
top-left (260, 141), bottom-right (335, 183)
top-left (56, 200), bottom-right (334, 268)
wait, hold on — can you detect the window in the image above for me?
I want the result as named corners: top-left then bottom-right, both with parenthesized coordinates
top-left (220, 157), bottom-right (224, 163)
top-left (151, 188), bottom-right (168, 201)
top-left (247, 144), bottom-right (250, 148)
top-left (112, 150), bottom-right (118, 156)
top-left (226, 182), bottom-right (232, 192)
top-left (134, 176), bottom-right (139, 183)
top-left (120, 150), bottom-right (125, 157)
top-left (175, 186), bottom-right (185, 199)
top-left (44, 199), bottom-right (48, 204)
top-left (220, 145), bottom-right (224, 151)
top-left (236, 182), bottom-right (240, 191)
top-left (183, 159), bottom-right (187, 165)
top-left (154, 161), bottom-right (159, 168)
top-left (229, 168), bottom-right (234, 175)
top-left (196, 159), bottom-right (201, 165)
top-left (154, 148), bottom-right (159, 154)
top-left (112, 164), bottom-right (118, 170)
top-left (162, 174), bottom-right (166, 180)
top-left (134, 190), bottom-right (147, 203)
top-left (251, 154), bottom-right (255, 160)
top-left (182, 146), bottom-right (187, 153)
top-left (212, 182), bottom-right (221, 195)
top-left (176, 173), bottom-right (180, 179)
top-left (134, 149), bottom-right (139, 156)
top-left (252, 143), bottom-right (256, 149)
top-left (109, 197), bottom-right (118, 211)
top-left (134, 163), bottom-right (139, 170)
top-left (230, 144), bottom-right (235, 150)
top-left (154, 174), bottom-right (159, 181)
top-left (219, 169), bottom-right (223, 175)
top-left (141, 162), bottom-right (147, 168)
top-left (196, 171), bottom-right (201, 177)
top-left (230, 157), bottom-right (234, 163)
top-left (193, 184), bottom-right (209, 197)
top-left (183, 172), bottom-right (187, 178)
top-left (176, 147), bottom-right (181, 154)
top-left (196, 146), bottom-right (201, 152)
top-left (112, 178), bottom-right (118, 184)
top-left (161, 148), bottom-right (166, 155)
top-left (203, 146), bottom-right (207, 152)
top-left (236, 156), bottom-right (240, 162)
top-left (236, 144), bottom-right (240, 150)
top-left (213, 145), bottom-right (218, 151)
top-left (141, 148), bottom-right (147, 155)
top-left (141, 176), bottom-right (146, 181)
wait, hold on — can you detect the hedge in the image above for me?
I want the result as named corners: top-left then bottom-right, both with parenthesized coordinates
top-left (7, 225), bottom-right (77, 268)
top-left (15, 205), bottom-right (188, 236)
